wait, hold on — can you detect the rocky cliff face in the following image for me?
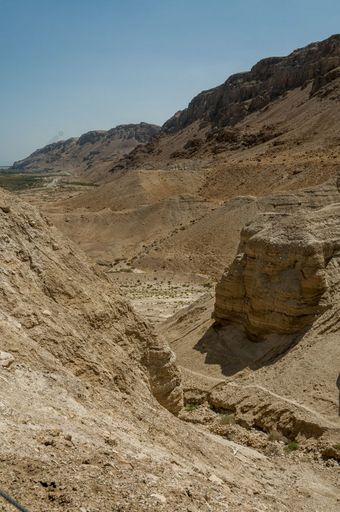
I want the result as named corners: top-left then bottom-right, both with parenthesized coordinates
top-left (163, 34), bottom-right (340, 133)
top-left (0, 187), bottom-right (182, 413)
top-left (12, 122), bottom-right (160, 177)
top-left (214, 205), bottom-right (340, 338)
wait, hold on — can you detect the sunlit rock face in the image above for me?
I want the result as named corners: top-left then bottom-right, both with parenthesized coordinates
top-left (163, 34), bottom-right (340, 133)
top-left (214, 205), bottom-right (340, 339)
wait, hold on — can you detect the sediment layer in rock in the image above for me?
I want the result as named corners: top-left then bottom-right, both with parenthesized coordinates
top-left (214, 204), bottom-right (340, 337)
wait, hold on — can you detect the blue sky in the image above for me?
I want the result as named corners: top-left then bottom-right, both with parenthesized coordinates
top-left (1, 0), bottom-right (340, 164)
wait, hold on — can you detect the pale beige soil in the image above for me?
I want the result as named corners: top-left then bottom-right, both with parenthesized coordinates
top-left (4, 175), bottom-right (339, 511)
top-left (107, 269), bottom-right (213, 324)
top-left (4, 42), bottom-right (340, 509)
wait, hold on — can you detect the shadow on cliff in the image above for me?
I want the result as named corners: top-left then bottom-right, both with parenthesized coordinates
top-left (193, 321), bottom-right (304, 377)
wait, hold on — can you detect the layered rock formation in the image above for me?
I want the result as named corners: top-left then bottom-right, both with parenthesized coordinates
top-left (163, 34), bottom-right (340, 133)
top-left (6, 189), bottom-right (337, 512)
top-left (214, 205), bottom-right (340, 338)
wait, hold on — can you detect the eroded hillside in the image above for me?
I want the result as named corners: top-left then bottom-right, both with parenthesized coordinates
top-left (2, 189), bottom-right (340, 511)
top-left (12, 36), bottom-right (340, 284)
top-left (163, 205), bottom-right (340, 464)
top-left (2, 34), bottom-right (340, 511)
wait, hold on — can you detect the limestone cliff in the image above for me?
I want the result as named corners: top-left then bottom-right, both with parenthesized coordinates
top-left (214, 205), bottom-right (340, 338)
top-left (163, 34), bottom-right (340, 133)
top-left (112, 34), bottom-right (340, 172)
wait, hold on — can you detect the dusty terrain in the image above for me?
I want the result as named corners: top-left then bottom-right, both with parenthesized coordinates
top-left (2, 34), bottom-right (340, 511)
top-left (2, 187), bottom-right (339, 512)
top-left (108, 270), bottom-right (212, 325)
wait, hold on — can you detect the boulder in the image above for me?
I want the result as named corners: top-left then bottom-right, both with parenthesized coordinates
top-left (0, 351), bottom-right (14, 368)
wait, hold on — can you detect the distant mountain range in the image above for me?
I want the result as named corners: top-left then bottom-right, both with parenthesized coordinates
top-left (12, 34), bottom-right (340, 181)
top-left (11, 122), bottom-right (160, 180)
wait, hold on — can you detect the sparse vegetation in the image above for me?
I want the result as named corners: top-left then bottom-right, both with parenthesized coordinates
top-left (2, 20), bottom-right (340, 512)
top-left (286, 440), bottom-right (299, 451)
top-left (219, 413), bottom-right (236, 425)
top-left (62, 180), bottom-right (98, 187)
top-left (0, 173), bottom-right (46, 191)
top-left (185, 403), bottom-right (198, 412)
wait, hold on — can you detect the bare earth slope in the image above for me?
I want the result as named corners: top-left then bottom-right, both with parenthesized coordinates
top-left (133, 176), bottom-right (340, 276)
top-left (21, 35), bottom-right (340, 279)
top-left (161, 205), bottom-right (340, 469)
top-left (10, 35), bottom-right (340, 279)
top-left (2, 190), bottom-right (339, 511)
top-left (2, 34), bottom-right (340, 511)
top-left (163, 34), bottom-right (340, 132)
top-left (113, 35), bottom-right (340, 172)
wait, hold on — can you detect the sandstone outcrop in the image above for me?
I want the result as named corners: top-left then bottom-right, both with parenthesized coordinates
top-left (214, 204), bottom-right (340, 338)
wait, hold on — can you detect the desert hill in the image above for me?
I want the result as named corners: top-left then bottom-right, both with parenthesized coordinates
top-left (132, 175), bottom-right (340, 276)
top-left (115, 34), bottom-right (340, 172)
top-left (161, 204), bottom-right (340, 461)
top-left (13, 34), bottom-right (340, 188)
top-left (164, 34), bottom-right (340, 132)
top-left (2, 33), bottom-right (340, 511)
top-left (11, 122), bottom-right (160, 180)
top-left (39, 168), bottom-right (211, 263)
top-left (34, 172), bottom-right (340, 278)
top-left (21, 34), bottom-right (340, 280)
top-left (2, 189), bottom-right (339, 511)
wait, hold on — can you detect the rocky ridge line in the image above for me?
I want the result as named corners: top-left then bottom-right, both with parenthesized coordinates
top-left (163, 34), bottom-right (340, 133)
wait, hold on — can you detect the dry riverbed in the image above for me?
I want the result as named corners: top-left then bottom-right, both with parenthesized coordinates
top-left (107, 269), bottom-right (214, 324)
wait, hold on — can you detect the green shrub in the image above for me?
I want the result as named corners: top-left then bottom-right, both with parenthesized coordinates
top-left (286, 440), bottom-right (299, 451)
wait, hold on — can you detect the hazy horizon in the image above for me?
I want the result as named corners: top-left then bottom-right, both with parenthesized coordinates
top-left (1, 0), bottom-right (340, 165)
